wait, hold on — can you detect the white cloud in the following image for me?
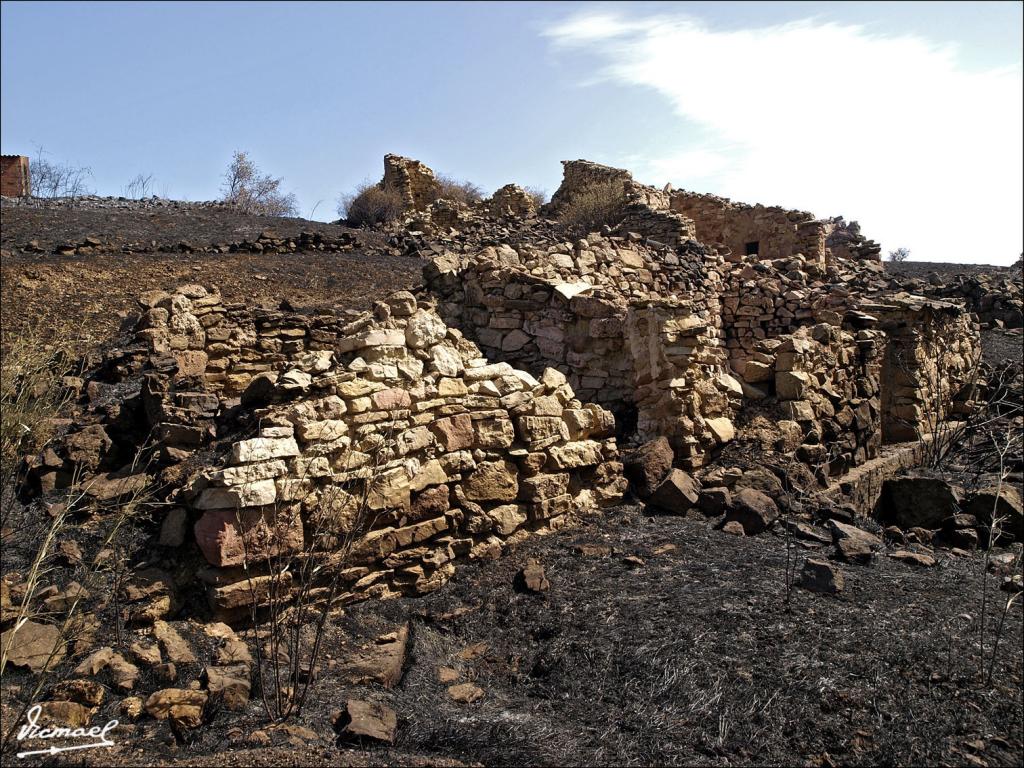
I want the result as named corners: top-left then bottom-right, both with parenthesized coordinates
top-left (545, 12), bottom-right (1023, 264)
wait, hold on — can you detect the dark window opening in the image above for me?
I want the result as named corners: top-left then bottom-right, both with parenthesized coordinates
top-left (745, 241), bottom-right (760, 256)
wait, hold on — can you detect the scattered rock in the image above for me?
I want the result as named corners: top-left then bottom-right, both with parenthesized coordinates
top-left (202, 664), bottom-right (251, 710)
top-left (515, 559), bottom-right (550, 593)
top-left (144, 688), bottom-right (208, 720)
top-left (333, 699), bottom-right (398, 744)
top-left (447, 682), bottom-right (485, 703)
top-left (799, 559), bottom-right (845, 594)
top-left (153, 620), bottom-right (197, 663)
top-left (722, 520), bottom-right (745, 536)
top-left (965, 485), bottom-right (1023, 541)
top-left (0, 620), bottom-right (65, 672)
top-left (647, 469), bottom-right (700, 514)
top-left (338, 624), bottom-right (409, 688)
top-left (623, 437), bottom-right (674, 498)
top-left (889, 550), bottom-right (937, 567)
top-left (50, 678), bottom-right (105, 708)
top-left (120, 696), bottom-right (145, 719)
top-left (697, 487), bottom-right (731, 517)
top-left (829, 520), bottom-right (881, 564)
top-left (34, 700), bottom-right (92, 728)
top-left (437, 666), bottom-right (460, 684)
top-left (458, 642), bottom-right (489, 661)
top-left (105, 651), bottom-right (140, 690)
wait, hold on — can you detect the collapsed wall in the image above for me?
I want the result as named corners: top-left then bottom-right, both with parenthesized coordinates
top-left (382, 154), bottom-right (440, 212)
top-left (547, 160), bottom-right (697, 246)
top-left (40, 284), bottom-right (627, 620)
top-left (27, 153), bottom-right (985, 628)
top-left (425, 233), bottom-right (741, 469)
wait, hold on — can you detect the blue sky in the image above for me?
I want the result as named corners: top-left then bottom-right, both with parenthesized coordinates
top-left (2, 1), bottom-right (1021, 263)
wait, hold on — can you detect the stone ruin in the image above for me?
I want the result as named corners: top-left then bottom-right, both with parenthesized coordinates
top-left (36, 283), bottom-right (626, 620)
top-left (381, 154), bottom-right (440, 213)
top-left (30, 154), bottom-right (986, 624)
top-left (425, 158), bottom-right (979, 474)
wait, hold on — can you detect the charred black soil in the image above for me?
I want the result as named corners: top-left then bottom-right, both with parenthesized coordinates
top-left (10, 505), bottom-right (1022, 768)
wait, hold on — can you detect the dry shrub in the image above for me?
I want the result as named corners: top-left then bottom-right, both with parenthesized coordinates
top-left (1, 328), bottom-right (77, 501)
top-left (434, 175), bottom-right (483, 206)
top-left (29, 147), bottom-right (93, 200)
top-left (524, 186), bottom-right (548, 209)
top-left (558, 180), bottom-right (628, 235)
top-left (220, 150), bottom-right (298, 217)
top-left (338, 182), bottom-right (404, 227)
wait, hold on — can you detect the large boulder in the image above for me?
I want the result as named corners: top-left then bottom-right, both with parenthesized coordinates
top-left (880, 475), bottom-right (962, 530)
top-left (647, 469), bottom-right (700, 514)
top-left (723, 488), bottom-right (779, 534)
top-left (623, 437), bottom-right (674, 498)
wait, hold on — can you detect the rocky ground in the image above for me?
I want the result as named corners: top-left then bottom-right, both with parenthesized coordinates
top-left (1, 199), bottom-right (1022, 766)
top-left (4, 504), bottom-right (1022, 767)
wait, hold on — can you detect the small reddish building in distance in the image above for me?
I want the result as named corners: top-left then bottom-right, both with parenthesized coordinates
top-left (0, 155), bottom-right (31, 197)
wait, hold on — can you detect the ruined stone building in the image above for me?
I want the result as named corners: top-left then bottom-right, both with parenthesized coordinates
top-left (425, 159), bottom-right (978, 474)
top-left (35, 155), bottom-right (980, 620)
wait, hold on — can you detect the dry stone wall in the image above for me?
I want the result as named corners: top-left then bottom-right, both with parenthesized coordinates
top-left (547, 160), bottom-right (696, 247)
top-left (425, 157), bottom-right (981, 480)
top-left (749, 325), bottom-right (886, 477)
top-left (112, 285), bottom-right (627, 618)
top-left (425, 234), bottom-right (741, 468)
top-left (382, 154), bottom-right (440, 212)
top-left (669, 190), bottom-right (828, 264)
top-left (489, 184), bottom-right (537, 218)
top-left (866, 299), bottom-right (980, 442)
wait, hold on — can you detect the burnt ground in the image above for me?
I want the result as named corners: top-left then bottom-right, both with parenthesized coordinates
top-left (0, 204), bottom-right (355, 254)
top-left (0, 248), bottom-right (421, 349)
top-left (1, 204), bottom-right (417, 349)
top-left (7, 504), bottom-right (1022, 767)
top-left (981, 329), bottom-right (1024, 369)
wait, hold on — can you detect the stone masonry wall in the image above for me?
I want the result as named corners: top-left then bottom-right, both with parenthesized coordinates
top-left (123, 285), bottom-right (627, 618)
top-left (382, 154), bottom-right (440, 212)
top-left (489, 184), bottom-right (537, 218)
top-left (425, 234), bottom-right (741, 468)
top-left (718, 254), bottom-right (862, 375)
top-left (867, 300), bottom-right (980, 443)
top-left (751, 325), bottom-right (886, 477)
top-left (547, 160), bottom-right (696, 247)
top-left (669, 190), bottom-right (828, 264)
